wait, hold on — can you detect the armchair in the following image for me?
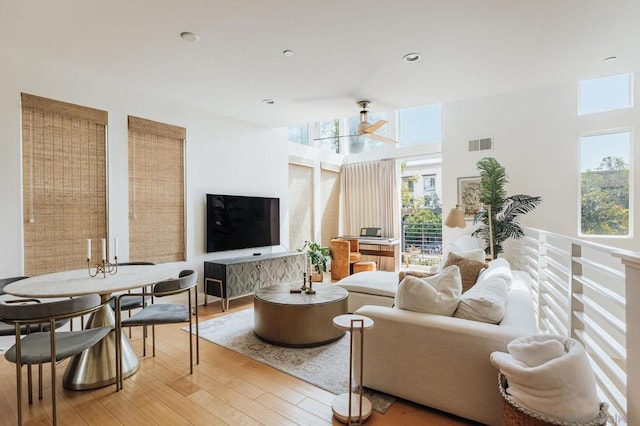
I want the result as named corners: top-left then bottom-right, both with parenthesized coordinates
top-left (330, 238), bottom-right (362, 281)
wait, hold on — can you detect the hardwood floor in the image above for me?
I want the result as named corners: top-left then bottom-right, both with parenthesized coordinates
top-left (0, 297), bottom-right (475, 425)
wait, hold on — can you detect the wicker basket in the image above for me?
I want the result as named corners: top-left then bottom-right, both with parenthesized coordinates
top-left (498, 374), bottom-right (611, 426)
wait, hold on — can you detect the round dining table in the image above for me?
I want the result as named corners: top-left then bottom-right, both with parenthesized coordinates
top-left (3, 263), bottom-right (181, 390)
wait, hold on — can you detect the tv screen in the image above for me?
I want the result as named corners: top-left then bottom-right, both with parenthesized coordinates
top-left (206, 194), bottom-right (280, 253)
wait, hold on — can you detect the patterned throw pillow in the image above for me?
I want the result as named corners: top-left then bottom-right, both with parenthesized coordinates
top-left (443, 252), bottom-right (488, 293)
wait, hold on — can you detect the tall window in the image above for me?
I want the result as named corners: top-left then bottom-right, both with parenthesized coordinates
top-left (128, 116), bottom-right (185, 262)
top-left (288, 124), bottom-right (309, 145)
top-left (580, 131), bottom-right (630, 236)
top-left (320, 166), bottom-right (341, 247)
top-left (21, 93), bottom-right (108, 275)
top-left (349, 111), bottom-right (389, 153)
top-left (288, 163), bottom-right (313, 251)
top-left (399, 104), bottom-right (442, 146)
top-left (316, 119), bottom-right (340, 153)
top-left (579, 73), bottom-right (632, 115)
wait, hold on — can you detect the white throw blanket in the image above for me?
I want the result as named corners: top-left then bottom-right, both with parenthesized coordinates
top-left (491, 334), bottom-right (600, 423)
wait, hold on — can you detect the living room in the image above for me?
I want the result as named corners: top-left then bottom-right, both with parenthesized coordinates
top-left (0, 1), bottom-right (639, 425)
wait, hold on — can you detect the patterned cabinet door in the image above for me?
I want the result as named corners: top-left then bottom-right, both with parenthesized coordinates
top-left (226, 260), bottom-right (261, 299)
top-left (257, 252), bottom-right (306, 288)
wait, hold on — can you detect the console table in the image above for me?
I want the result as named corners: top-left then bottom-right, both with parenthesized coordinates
top-left (204, 252), bottom-right (305, 311)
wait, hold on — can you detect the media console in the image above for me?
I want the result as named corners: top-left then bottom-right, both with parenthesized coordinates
top-left (203, 251), bottom-right (306, 311)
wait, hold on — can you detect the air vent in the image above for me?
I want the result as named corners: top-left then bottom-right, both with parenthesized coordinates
top-left (468, 138), bottom-right (493, 152)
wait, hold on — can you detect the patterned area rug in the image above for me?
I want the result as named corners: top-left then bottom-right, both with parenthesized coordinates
top-left (185, 308), bottom-right (395, 413)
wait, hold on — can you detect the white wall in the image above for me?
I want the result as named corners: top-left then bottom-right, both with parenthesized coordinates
top-left (0, 47), bottom-right (289, 287)
top-left (442, 76), bottom-right (640, 254)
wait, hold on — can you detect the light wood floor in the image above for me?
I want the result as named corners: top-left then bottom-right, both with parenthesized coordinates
top-left (0, 296), bottom-right (475, 425)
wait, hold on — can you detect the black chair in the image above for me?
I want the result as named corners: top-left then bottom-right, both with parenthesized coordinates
top-left (115, 270), bottom-right (198, 390)
top-left (0, 294), bottom-right (114, 425)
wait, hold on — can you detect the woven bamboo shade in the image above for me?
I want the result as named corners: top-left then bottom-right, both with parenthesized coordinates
top-left (288, 163), bottom-right (313, 251)
top-left (320, 168), bottom-right (340, 248)
top-left (128, 116), bottom-right (185, 263)
top-left (21, 93), bottom-right (108, 276)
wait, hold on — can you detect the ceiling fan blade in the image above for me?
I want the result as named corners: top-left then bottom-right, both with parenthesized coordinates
top-left (313, 134), bottom-right (357, 141)
top-left (363, 120), bottom-right (387, 134)
top-left (366, 133), bottom-right (399, 144)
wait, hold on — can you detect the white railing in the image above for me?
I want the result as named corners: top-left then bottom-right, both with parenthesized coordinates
top-left (513, 227), bottom-right (639, 425)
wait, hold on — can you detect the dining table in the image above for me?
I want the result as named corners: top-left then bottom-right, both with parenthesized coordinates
top-left (3, 263), bottom-right (181, 390)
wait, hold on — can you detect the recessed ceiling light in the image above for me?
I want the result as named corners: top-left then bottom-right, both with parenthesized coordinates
top-left (262, 99), bottom-right (275, 105)
top-left (282, 50), bottom-right (294, 56)
top-left (403, 53), bottom-right (422, 63)
top-left (180, 32), bottom-right (199, 42)
top-left (603, 56), bottom-right (617, 62)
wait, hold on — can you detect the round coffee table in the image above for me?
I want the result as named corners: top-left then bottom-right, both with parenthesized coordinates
top-left (254, 283), bottom-right (348, 347)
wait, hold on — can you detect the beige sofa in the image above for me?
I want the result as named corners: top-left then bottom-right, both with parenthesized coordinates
top-left (353, 269), bottom-right (538, 426)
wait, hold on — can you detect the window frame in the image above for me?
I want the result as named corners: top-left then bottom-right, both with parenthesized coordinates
top-left (577, 127), bottom-right (633, 239)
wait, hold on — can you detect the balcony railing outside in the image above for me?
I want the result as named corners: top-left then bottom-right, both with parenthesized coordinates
top-left (513, 227), bottom-right (639, 424)
top-left (401, 222), bottom-right (443, 267)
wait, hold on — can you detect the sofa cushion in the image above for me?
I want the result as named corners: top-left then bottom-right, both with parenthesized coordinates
top-left (443, 252), bottom-right (488, 293)
top-left (395, 265), bottom-right (462, 315)
top-left (436, 247), bottom-right (486, 273)
top-left (454, 274), bottom-right (509, 323)
top-left (398, 270), bottom-right (434, 282)
top-left (478, 258), bottom-right (513, 285)
top-left (335, 271), bottom-right (397, 298)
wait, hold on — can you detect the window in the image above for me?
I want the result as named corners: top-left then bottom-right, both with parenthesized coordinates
top-left (316, 119), bottom-right (340, 153)
top-left (128, 116), bottom-right (186, 262)
top-left (21, 93), bottom-right (108, 276)
top-left (579, 73), bottom-right (631, 115)
top-left (580, 131), bottom-right (630, 236)
top-left (399, 104), bottom-right (442, 146)
top-left (423, 174), bottom-right (436, 194)
top-left (288, 124), bottom-right (309, 145)
top-left (348, 111), bottom-right (388, 153)
top-left (320, 166), bottom-right (341, 247)
top-left (288, 163), bottom-right (313, 250)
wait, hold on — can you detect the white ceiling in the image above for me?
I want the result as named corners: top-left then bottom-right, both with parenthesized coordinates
top-left (2, 0), bottom-right (640, 129)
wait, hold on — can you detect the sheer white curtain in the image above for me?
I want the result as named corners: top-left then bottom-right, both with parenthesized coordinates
top-left (342, 159), bottom-right (400, 238)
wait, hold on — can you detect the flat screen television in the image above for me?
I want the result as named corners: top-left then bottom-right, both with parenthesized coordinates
top-left (206, 194), bottom-right (280, 253)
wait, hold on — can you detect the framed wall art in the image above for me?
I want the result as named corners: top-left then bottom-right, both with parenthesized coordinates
top-left (457, 176), bottom-right (482, 219)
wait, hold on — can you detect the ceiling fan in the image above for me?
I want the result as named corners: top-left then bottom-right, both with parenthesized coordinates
top-left (313, 100), bottom-right (399, 144)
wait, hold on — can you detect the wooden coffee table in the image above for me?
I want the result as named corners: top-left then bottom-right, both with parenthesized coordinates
top-left (253, 283), bottom-right (348, 347)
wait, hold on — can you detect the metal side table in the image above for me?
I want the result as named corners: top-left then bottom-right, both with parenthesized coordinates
top-left (331, 314), bottom-right (374, 425)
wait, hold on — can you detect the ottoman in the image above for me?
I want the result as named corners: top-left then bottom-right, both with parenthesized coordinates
top-left (353, 261), bottom-right (377, 273)
top-left (334, 271), bottom-right (398, 312)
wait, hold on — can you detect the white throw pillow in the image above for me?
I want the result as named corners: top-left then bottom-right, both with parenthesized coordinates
top-left (478, 257), bottom-right (513, 284)
top-left (437, 248), bottom-right (486, 272)
top-left (395, 265), bottom-right (462, 315)
top-left (454, 274), bottom-right (510, 323)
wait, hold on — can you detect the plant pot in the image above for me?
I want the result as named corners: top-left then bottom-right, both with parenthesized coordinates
top-left (311, 272), bottom-right (323, 282)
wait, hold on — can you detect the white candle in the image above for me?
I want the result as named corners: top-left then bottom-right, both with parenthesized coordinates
top-left (101, 238), bottom-right (106, 261)
top-left (113, 237), bottom-right (118, 259)
top-left (87, 239), bottom-right (91, 260)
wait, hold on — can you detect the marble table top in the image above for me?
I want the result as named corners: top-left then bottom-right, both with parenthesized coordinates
top-left (3, 263), bottom-right (182, 298)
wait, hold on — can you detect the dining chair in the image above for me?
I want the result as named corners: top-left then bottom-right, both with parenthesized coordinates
top-left (115, 269), bottom-right (198, 390)
top-left (0, 276), bottom-right (70, 404)
top-left (0, 294), bottom-right (114, 425)
top-left (108, 262), bottom-right (155, 338)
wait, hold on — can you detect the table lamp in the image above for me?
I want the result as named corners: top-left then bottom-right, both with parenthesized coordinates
top-left (444, 205), bottom-right (466, 228)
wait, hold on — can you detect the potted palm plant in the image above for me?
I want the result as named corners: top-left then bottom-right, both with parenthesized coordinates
top-left (298, 240), bottom-right (332, 281)
top-left (472, 157), bottom-right (542, 258)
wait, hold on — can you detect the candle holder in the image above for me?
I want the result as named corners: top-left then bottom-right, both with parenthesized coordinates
top-left (87, 257), bottom-right (118, 278)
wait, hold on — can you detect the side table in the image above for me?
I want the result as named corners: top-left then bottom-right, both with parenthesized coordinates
top-left (331, 314), bottom-right (374, 425)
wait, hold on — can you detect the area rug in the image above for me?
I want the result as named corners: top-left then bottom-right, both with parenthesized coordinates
top-left (184, 308), bottom-right (395, 413)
